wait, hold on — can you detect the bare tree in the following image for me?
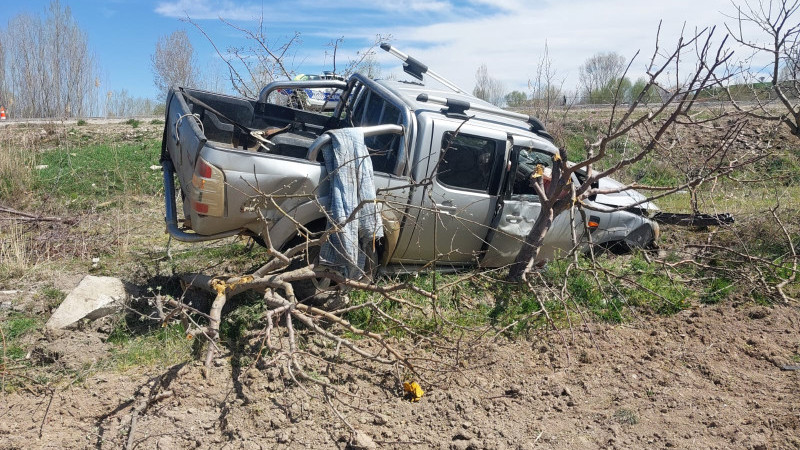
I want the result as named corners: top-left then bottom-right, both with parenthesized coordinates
top-left (1, 0), bottom-right (98, 118)
top-left (184, 15), bottom-right (298, 98)
top-left (780, 41), bottom-right (799, 80)
top-left (507, 26), bottom-right (761, 280)
top-left (325, 35), bottom-right (387, 78)
top-left (528, 41), bottom-right (566, 123)
top-left (473, 64), bottom-right (506, 106)
top-left (151, 30), bottom-right (199, 97)
top-left (0, 36), bottom-right (9, 108)
top-left (579, 51), bottom-right (628, 104)
top-left (105, 89), bottom-right (159, 118)
top-left (725, 0), bottom-right (800, 137)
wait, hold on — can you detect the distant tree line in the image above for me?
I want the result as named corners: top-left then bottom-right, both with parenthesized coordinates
top-left (0, 1), bottom-right (160, 118)
top-left (0, 1), bottom-right (96, 118)
top-left (475, 37), bottom-right (799, 108)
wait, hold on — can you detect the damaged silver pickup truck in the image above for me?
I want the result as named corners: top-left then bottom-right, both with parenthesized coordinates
top-left (160, 45), bottom-right (661, 281)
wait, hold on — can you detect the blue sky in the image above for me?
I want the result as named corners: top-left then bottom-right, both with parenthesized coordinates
top-left (1, 0), bottom-right (754, 102)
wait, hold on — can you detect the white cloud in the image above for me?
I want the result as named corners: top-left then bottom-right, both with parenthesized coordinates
top-left (154, 0), bottom-right (264, 20)
top-left (387, 0), bottom-right (453, 12)
top-left (299, 0), bottom-right (454, 13)
top-left (355, 0), bottom-right (749, 93)
top-left (161, 0), bottom-right (774, 96)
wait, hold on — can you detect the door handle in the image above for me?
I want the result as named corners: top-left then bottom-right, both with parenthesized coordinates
top-left (435, 199), bottom-right (457, 213)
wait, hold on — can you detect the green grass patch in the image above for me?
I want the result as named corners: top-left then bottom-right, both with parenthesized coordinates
top-left (0, 142), bottom-right (35, 201)
top-left (167, 240), bottom-right (271, 275)
top-left (125, 118), bottom-right (141, 128)
top-left (347, 255), bottom-right (699, 339)
top-left (33, 139), bottom-right (162, 208)
top-left (628, 161), bottom-right (682, 186)
top-left (701, 276), bottom-right (734, 304)
top-left (3, 314), bottom-right (39, 340)
top-left (344, 272), bottom-right (495, 339)
top-left (108, 322), bottom-right (193, 370)
top-left (1, 313), bottom-right (40, 361)
top-left (220, 293), bottom-right (266, 345)
top-left (488, 281), bottom-right (549, 334)
top-left (40, 286), bottom-right (65, 299)
top-left (623, 255), bottom-right (691, 315)
top-left (76, 119), bottom-right (87, 126)
top-left (564, 133), bottom-right (587, 161)
top-left (38, 285), bottom-right (66, 306)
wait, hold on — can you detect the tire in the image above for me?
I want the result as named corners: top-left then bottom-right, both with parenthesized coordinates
top-left (283, 236), bottom-right (349, 311)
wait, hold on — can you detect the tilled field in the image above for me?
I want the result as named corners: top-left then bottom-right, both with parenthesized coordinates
top-left (1, 303), bottom-right (798, 449)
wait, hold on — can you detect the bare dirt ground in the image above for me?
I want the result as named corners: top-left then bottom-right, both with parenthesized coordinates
top-left (1, 118), bottom-right (798, 449)
top-left (1, 302), bottom-right (798, 449)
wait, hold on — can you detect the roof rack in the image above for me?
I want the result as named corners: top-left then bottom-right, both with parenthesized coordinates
top-left (416, 93), bottom-right (553, 142)
top-left (380, 43), bottom-right (466, 94)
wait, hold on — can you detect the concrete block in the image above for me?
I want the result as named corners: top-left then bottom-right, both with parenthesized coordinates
top-left (46, 276), bottom-right (127, 329)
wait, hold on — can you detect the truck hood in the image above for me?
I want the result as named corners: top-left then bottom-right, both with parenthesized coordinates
top-left (592, 177), bottom-right (659, 211)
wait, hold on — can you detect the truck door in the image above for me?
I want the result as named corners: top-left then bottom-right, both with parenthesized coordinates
top-left (481, 135), bottom-right (584, 267)
top-left (396, 121), bottom-right (506, 265)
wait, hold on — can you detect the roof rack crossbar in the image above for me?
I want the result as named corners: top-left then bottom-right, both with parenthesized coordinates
top-left (416, 93), bottom-right (548, 134)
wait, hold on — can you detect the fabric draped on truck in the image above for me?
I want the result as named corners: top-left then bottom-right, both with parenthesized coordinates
top-left (319, 128), bottom-right (384, 279)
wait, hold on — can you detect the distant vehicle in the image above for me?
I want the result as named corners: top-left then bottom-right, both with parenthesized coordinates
top-left (276, 72), bottom-right (345, 110)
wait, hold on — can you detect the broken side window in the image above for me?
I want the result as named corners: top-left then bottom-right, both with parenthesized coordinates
top-left (510, 147), bottom-right (552, 201)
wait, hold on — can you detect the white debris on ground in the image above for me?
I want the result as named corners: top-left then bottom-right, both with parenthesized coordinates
top-left (45, 275), bottom-right (128, 329)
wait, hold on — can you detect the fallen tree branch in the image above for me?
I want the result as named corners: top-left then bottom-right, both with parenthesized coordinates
top-left (0, 205), bottom-right (77, 225)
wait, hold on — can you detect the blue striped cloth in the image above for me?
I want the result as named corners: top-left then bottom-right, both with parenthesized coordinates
top-left (319, 128), bottom-right (383, 278)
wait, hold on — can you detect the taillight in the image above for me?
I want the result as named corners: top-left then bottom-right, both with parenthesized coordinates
top-left (191, 157), bottom-right (225, 217)
top-left (193, 202), bottom-right (209, 214)
top-left (196, 159), bottom-right (213, 178)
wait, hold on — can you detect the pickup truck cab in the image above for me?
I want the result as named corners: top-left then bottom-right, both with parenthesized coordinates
top-left (160, 59), bottom-right (658, 273)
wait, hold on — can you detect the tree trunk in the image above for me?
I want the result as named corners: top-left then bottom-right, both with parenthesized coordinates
top-left (507, 206), bottom-right (555, 281)
top-left (507, 147), bottom-right (571, 282)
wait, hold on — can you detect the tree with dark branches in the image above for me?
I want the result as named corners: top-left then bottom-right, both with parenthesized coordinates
top-left (507, 25), bottom-right (759, 280)
top-left (725, 0), bottom-right (800, 137)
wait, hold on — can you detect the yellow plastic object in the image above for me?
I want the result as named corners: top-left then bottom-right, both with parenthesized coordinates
top-left (403, 381), bottom-right (424, 402)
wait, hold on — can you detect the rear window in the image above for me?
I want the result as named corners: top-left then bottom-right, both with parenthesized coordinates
top-left (348, 87), bottom-right (403, 173)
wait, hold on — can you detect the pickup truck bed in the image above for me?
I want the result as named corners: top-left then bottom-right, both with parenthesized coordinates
top-left (161, 85), bottom-right (409, 262)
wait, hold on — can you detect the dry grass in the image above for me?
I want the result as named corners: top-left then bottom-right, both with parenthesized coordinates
top-left (0, 221), bottom-right (32, 280)
top-left (0, 128), bottom-right (36, 200)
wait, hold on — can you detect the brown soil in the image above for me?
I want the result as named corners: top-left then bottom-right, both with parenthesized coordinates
top-left (1, 303), bottom-right (798, 449)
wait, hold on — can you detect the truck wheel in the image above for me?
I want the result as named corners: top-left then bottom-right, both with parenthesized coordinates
top-left (283, 237), bottom-right (349, 311)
